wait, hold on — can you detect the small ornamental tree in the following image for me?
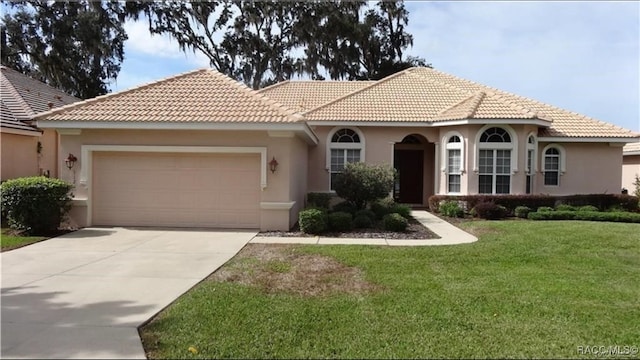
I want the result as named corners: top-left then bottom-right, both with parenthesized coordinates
top-left (634, 174), bottom-right (640, 198)
top-left (333, 162), bottom-right (395, 210)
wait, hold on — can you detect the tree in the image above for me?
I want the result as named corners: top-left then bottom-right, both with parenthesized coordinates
top-left (333, 162), bottom-right (396, 210)
top-left (127, 0), bottom-right (428, 89)
top-left (1, 1), bottom-right (128, 99)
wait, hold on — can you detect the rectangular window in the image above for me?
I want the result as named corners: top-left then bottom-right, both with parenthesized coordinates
top-left (479, 149), bottom-right (510, 194)
top-left (330, 149), bottom-right (361, 190)
top-left (544, 155), bottom-right (559, 186)
top-left (526, 149), bottom-right (534, 194)
top-left (448, 149), bottom-right (461, 193)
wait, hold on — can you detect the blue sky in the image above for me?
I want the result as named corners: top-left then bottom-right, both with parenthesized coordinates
top-left (113, 1), bottom-right (640, 132)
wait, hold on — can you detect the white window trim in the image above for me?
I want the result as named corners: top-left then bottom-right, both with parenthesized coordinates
top-left (473, 124), bottom-right (518, 174)
top-left (526, 133), bottom-right (538, 173)
top-left (478, 148), bottom-right (512, 194)
top-left (441, 131), bottom-right (465, 173)
top-left (542, 144), bottom-right (566, 187)
top-left (325, 127), bottom-right (365, 170)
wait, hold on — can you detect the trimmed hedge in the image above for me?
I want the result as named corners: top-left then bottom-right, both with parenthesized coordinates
top-left (578, 205), bottom-right (599, 212)
top-left (307, 192), bottom-right (331, 209)
top-left (331, 201), bottom-right (357, 215)
top-left (0, 176), bottom-right (73, 235)
top-left (391, 204), bottom-right (412, 219)
top-left (328, 211), bottom-right (353, 232)
top-left (299, 208), bottom-right (327, 234)
top-left (371, 197), bottom-right (396, 220)
top-left (440, 200), bottom-right (464, 218)
top-left (354, 209), bottom-right (376, 222)
top-left (473, 201), bottom-right (508, 220)
top-left (429, 194), bottom-right (639, 214)
top-left (383, 213), bottom-right (408, 231)
top-left (528, 210), bottom-right (640, 223)
top-left (353, 214), bottom-right (374, 229)
top-left (555, 204), bottom-right (577, 212)
top-left (514, 206), bottom-right (531, 219)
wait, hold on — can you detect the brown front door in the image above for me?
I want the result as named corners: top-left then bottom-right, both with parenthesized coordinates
top-left (394, 149), bottom-right (424, 204)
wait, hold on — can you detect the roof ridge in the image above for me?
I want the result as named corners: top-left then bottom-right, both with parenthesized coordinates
top-left (255, 80), bottom-right (291, 94)
top-left (0, 70), bottom-right (36, 119)
top-left (482, 90), bottom-right (543, 119)
top-left (32, 68), bottom-right (209, 120)
top-left (303, 68), bottom-right (414, 115)
top-left (207, 70), bottom-right (304, 122)
top-left (467, 91), bottom-right (486, 118)
top-left (433, 91), bottom-right (480, 120)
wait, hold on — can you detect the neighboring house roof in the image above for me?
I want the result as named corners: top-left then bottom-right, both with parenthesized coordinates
top-left (257, 80), bottom-right (375, 112)
top-left (33, 69), bottom-right (304, 123)
top-left (623, 141), bottom-right (640, 156)
top-left (260, 67), bottom-right (635, 139)
top-left (1, 65), bottom-right (80, 122)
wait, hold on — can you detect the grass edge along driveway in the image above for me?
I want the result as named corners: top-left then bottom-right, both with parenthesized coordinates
top-left (140, 220), bottom-right (640, 359)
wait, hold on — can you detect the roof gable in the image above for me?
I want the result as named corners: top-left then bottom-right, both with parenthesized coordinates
top-left (35, 69), bottom-right (304, 123)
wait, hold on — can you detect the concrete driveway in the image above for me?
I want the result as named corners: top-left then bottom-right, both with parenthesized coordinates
top-left (1, 227), bottom-right (255, 359)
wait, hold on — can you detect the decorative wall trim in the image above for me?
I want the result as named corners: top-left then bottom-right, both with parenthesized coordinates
top-left (260, 201), bottom-right (296, 210)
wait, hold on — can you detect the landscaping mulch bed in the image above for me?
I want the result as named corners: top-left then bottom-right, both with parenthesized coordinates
top-left (259, 218), bottom-right (440, 239)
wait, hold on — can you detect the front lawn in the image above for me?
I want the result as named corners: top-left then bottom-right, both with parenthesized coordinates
top-left (1, 228), bottom-right (47, 251)
top-left (140, 221), bottom-right (640, 359)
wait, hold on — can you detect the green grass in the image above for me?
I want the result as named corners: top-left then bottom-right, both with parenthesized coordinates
top-left (141, 221), bottom-right (640, 359)
top-left (1, 228), bottom-right (47, 251)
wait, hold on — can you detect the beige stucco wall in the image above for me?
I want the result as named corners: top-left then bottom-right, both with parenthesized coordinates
top-left (39, 129), bottom-right (58, 178)
top-left (1, 132), bottom-right (40, 181)
top-left (307, 125), bottom-right (438, 204)
top-left (622, 154), bottom-right (640, 193)
top-left (58, 129), bottom-right (309, 231)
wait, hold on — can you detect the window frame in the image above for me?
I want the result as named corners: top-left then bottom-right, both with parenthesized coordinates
top-left (474, 125), bottom-right (517, 194)
top-left (326, 127), bottom-right (365, 191)
top-left (442, 131), bottom-right (465, 194)
top-left (542, 144), bottom-right (565, 187)
top-left (526, 133), bottom-right (537, 194)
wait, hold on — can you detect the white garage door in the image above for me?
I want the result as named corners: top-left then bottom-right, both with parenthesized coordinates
top-left (92, 152), bottom-right (261, 228)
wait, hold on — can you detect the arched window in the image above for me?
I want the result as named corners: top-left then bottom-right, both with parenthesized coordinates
top-left (526, 134), bottom-right (537, 194)
top-left (477, 126), bottom-right (515, 194)
top-left (443, 132), bottom-right (464, 193)
top-left (327, 128), bottom-right (364, 190)
top-left (542, 146), bottom-right (562, 186)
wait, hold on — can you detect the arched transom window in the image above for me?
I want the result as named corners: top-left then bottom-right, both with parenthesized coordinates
top-left (328, 128), bottom-right (364, 190)
top-left (478, 127), bottom-right (514, 194)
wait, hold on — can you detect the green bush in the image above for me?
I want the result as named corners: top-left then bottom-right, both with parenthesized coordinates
top-left (383, 213), bottom-right (408, 232)
top-left (331, 201), bottom-right (357, 215)
top-left (578, 205), bottom-right (599, 212)
top-left (299, 208), bottom-right (327, 234)
top-left (514, 206), bottom-right (532, 219)
top-left (556, 204), bottom-right (577, 212)
top-left (537, 206), bottom-right (554, 212)
top-left (0, 176), bottom-right (73, 235)
top-left (439, 200), bottom-right (464, 218)
top-left (333, 162), bottom-right (395, 210)
top-left (354, 209), bottom-right (376, 222)
top-left (307, 192), bottom-right (331, 209)
top-left (371, 197), bottom-right (395, 219)
top-left (528, 210), bottom-right (640, 223)
top-left (391, 204), bottom-right (412, 219)
top-left (353, 214), bottom-right (374, 229)
top-left (473, 201), bottom-right (508, 220)
top-left (328, 211), bottom-right (353, 232)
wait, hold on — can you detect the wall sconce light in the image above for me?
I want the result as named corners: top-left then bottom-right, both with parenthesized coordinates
top-left (269, 156), bottom-right (279, 173)
top-left (65, 153), bottom-right (77, 170)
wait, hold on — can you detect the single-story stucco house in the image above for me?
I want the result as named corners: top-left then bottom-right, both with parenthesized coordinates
top-left (1, 65), bottom-right (80, 181)
top-left (33, 67), bottom-right (639, 231)
top-left (622, 141), bottom-right (640, 193)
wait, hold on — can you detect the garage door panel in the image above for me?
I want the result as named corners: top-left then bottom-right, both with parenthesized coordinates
top-left (92, 152), bottom-right (260, 228)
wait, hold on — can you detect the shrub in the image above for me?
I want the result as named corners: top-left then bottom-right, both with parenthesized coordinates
top-left (353, 214), bottom-right (374, 229)
top-left (333, 162), bottom-right (395, 210)
top-left (578, 205), bottom-right (599, 212)
top-left (307, 192), bottom-right (331, 209)
top-left (383, 213), bottom-right (408, 232)
top-left (354, 209), bottom-right (376, 222)
top-left (556, 204), bottom-right (577, 212)
top-left (514, 206), bottom-right (531, 219)
top-left (633, 174), bottom-right (640, 198)
top-left (440, 200), bottom-right (464, 218)
top-left (328, 211), bottom-right (353, 232)
top-left (537, 206), bottom-right (554, 212)
top-left (0, 176), bottom-right (73, 235)
top-left (299, 208), bottom-right (327, 234)
top-left (331, 201), bottom-right (357, 215)
top-left (371, 197), bottom-right (395, 219)
top-left (473, 201), bottom-right (508, 220)
top-left (391, 204), bottom-right (412, 219)
top-left (528, 210), bottom-right (640, 223)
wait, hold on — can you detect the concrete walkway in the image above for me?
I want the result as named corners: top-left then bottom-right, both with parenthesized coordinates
top-left (1, 228), bottom-right (255, 359)
top-left (251, 210), bottom-right (477, 246)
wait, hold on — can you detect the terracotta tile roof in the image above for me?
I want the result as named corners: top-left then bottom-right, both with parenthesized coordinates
top-left (1, 66), bottom-right (80, 121)
top-left (35, 69), bottom-right (304, 123)
top-left (300, 67), bottom-right (635, 138)
top-left (257, 80), bottom-right (375, 112)
top-left (623, 141), bottom-right (640, 154)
